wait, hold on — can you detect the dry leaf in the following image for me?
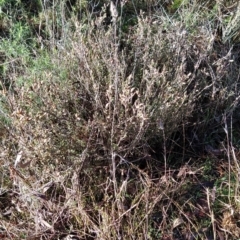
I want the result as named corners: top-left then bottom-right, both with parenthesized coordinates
top-left (14, 151), bottom-right (23, 167)
top-left (172, 217), bottom-right (183, 228)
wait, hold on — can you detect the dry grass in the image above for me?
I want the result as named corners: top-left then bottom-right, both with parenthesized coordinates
top-left (0, 0), bottom-right (240, 239)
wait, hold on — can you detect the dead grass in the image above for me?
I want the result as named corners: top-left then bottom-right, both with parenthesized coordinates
top-left (0, 0), bottom-right (240, 239)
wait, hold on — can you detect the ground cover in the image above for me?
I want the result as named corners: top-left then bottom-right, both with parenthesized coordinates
top-left (0, 1), bottom-right (240, 239)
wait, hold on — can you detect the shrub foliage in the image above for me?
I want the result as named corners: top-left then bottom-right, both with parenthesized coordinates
top-left (0, 0), bottom-right (240, 239)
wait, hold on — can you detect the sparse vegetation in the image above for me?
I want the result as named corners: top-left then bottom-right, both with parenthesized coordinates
top-left (0, 0), bottom-right (240, 239)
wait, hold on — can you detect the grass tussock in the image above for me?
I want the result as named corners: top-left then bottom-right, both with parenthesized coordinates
top-left (0, 0), bottom-right (240, 239)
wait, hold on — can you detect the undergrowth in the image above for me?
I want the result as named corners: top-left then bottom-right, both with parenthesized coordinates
top-left (0, 0), bottom-right (240, 239)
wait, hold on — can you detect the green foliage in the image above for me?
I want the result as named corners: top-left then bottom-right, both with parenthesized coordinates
top-left (169, 0), bottom-right (188, 12)
top-left (0, 94), bottom-right (10, 126)
top-left (2, 22), bottom-right (31, 56)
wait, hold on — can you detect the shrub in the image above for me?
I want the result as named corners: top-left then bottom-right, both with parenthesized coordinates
top-left (1, 1), bottom-right (240, 239)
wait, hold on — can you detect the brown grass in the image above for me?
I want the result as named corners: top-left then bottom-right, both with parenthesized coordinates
top-left (0, 0), bottom-right (240, 239)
